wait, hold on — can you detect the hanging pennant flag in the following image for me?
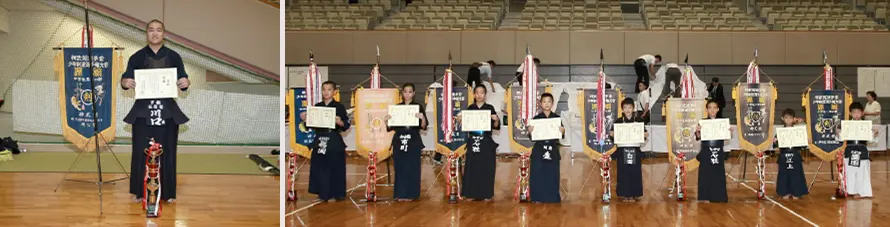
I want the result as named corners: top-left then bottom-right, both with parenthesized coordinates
top-left (521, 48), bottom-right (538, 124)
top-left (370, 46), bottom-right (381, 89)
top-left (824, 51), bottom-right (833, 90)
top-left (306, 51), bottom-right (321, 105)
top-left (442, 69), bottom-right (454, 143)
top-left (595, 70), bottom-right (607, 144)
top-left (81, 25), bottom-right (93, 48)
top-left (746, 49), bottom-right (760, 83)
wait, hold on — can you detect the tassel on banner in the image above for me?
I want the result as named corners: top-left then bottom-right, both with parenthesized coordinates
top-left (675, 153), bottom-right (687, 201)
top-left (756, 151), bottom-right (766, 199)
top-left (515, 152), bottom-right (530, 202)
top-left (446, 153), bottom-right (461, 203)
top-left (835, 150), bottom-right (847, 198)
top-left (365, 152), bottom-right (378, 202)
top-left (601, 155), bottom-right (611, 202)
top-left (287, 152), bottom-right (297, 201)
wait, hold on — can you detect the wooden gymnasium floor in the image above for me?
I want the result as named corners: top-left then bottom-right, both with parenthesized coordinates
top-left (0, 173), bottom-right (279, 226)
top-left (286, 150), bottom-right (890, 227)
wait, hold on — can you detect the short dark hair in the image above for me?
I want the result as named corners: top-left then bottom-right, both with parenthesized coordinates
top-left (850, 102), bottom-right (864, 112)
top-left (146, 19), bottom-right (165, 31)
top-left (712, 77), bottom-right (720, 83)
top-left (322, 81), bottom-right (337, 89)
top-left (621, 98), bottom-right (635, 108)
top-left (782, 108), bottom-right (795, 117)
top-left (638, 81), bottom-right (648, 88)
top-left (654, 55), bottom-right (662, 61)
top-left (402, 83), bottom-right (415, 91)
top-left (486, 60), bottom-right (496, 66)
top-left (540, 92), bottom-right (554, 102)
top-left (867, 91), bottom-right (877, 99)
top-left (474, 84), bottom-right (487, 93)
top-left (706, 100), bottom-right (720, 108)
top-left (533, 58), bottom-right (540, 65)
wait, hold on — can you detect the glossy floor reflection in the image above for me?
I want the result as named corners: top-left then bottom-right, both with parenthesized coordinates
top-left (286, 150), bottom-right (890, 227)
top-left (0, 173), bottom-right (279, 226)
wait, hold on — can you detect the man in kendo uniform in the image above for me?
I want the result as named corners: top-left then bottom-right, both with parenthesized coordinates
top-left (121, 19), bottom-right (191, 203)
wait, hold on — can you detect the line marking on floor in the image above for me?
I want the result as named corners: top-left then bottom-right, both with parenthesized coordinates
top-left (726, 174), bottom-right (819, 227)
top-left (286, 174), bottom-right (389, 217)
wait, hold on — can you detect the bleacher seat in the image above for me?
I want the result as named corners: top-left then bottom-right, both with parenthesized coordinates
top-left (376, 0), bottom-right (505, 30)
top-left (287, 0), bottom-right (395, 30)
top-left (515, 0), bottom-right (626, 30)
top-left (644, 0), bottom-right (769, 31)
top-left (757, 0), bottom-right (887, 31)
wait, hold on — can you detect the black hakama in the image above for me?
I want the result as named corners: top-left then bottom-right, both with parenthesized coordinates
top-left (390, 102), bottom-right (428, 200)
top-left (696, 139), bottom-right (728, 202)
top-left (529, 112), bottom-right (562, 203)
top-left (307, 100), bottom-right (350, 201)
top-left (460, 103), bottom-right (500, 200)
top-left (615, 147), bottom-right (643, 198)
top-left (613, 115), bottom-right (646, 198)
top-left (775, 147), bottom-right (808, 197)
top-left (122, 45), bottom-right (189, 201)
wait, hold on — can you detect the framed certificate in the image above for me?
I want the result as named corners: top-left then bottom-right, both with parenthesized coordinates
top-left (613, 122), bottom-right (645, 144)
top-left (529, 118), bottom-right (562, 141)
top-left (135, 68), bottom-right (178, 100)
top-left (776, 126), bottom-right (808, 148)
top-left (306, 106), bottom-right (337, 129)
top-left (841, 120), bottom-right (873, 141)
top-left (699, 118), bottom-right (731, 141)
top-left (387, 105), bottom-right (419, 127)
top-left (460, 110), bottom-right (491, 132)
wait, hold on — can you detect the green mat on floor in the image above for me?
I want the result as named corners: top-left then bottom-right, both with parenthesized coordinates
top-left (0, 152), bottom-right (279, 175)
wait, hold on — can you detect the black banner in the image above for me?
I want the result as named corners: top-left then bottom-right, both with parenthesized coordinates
top-left (734, 83), bottom-right (777, 153)
top-left (804, 89), bottom-right (850, 161)
top-left (578, 88), bottom-right (621, 160)
top-left (433, 87), bottom-right (472, 156)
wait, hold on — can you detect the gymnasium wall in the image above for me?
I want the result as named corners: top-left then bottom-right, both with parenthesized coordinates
top-left (287, 31), bottom-right (890, 65)
top-left (0, 8), bottom-right (278, 145)
top-left (87, 0), bottom-right (279, 74)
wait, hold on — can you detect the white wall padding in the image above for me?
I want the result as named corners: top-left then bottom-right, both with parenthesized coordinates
top-left (14, 79), bottom-right (279, 144)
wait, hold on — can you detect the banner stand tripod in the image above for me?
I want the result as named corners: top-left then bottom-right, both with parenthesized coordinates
top-left (51, 0), bottom-right (128, 215)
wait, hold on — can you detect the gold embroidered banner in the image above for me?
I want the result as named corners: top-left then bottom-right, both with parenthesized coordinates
top-left (666, 98), bottom-right (705, 171)
top-left (505, 85), bottom-right (551, 154)
top-left (354, 88), bottom-right (400, 162)
top-left (55, 48), bottom-right (120, 151)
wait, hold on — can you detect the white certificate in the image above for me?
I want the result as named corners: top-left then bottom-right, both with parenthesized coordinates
top-left (614, 122), bottom-right (645, 145)
top-left (134, 68), bottom-right (178, 100)
top-left (387, 105), bottom-right (419, 127)
top-left (841, 120), bottom-right (873, 141)
top-left (699, 118), bottom-right (731, 141)
top-left (306, 106), bottom-right (337, 129)
top-left (776, 126), bottom-right (808, 148)
top-left (460, 110), bottom-right (491, 132)
top-left (529, 118), bottom-right (562, 141)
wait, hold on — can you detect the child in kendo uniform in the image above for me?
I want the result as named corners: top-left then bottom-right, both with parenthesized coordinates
top-left (774, 109), bottom-right (809, 199)
top-left (611, 98), bottom-right (647, 201)
top-left (526, 93), bottom-right (565, 203)
top-left (837, 102), bottom-right (877, 199)
top-left (695, 100), bottom-right (730, 203)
